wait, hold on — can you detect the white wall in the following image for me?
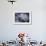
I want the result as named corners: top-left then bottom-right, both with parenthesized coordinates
top-left (0, 0), bottom-right (46, 41)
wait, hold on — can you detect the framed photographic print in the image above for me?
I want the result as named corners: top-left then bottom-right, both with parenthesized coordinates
top-left (13, 11), bottom-right (32, 25)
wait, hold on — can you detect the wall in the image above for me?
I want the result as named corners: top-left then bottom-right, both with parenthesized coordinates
top-left (0, 0), bottom-right (46, 41)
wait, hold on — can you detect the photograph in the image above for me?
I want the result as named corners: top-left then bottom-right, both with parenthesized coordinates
top-left (14, 12), bottom-right (32, 25)
top-left (15, 13), bottom-right (29, 22)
